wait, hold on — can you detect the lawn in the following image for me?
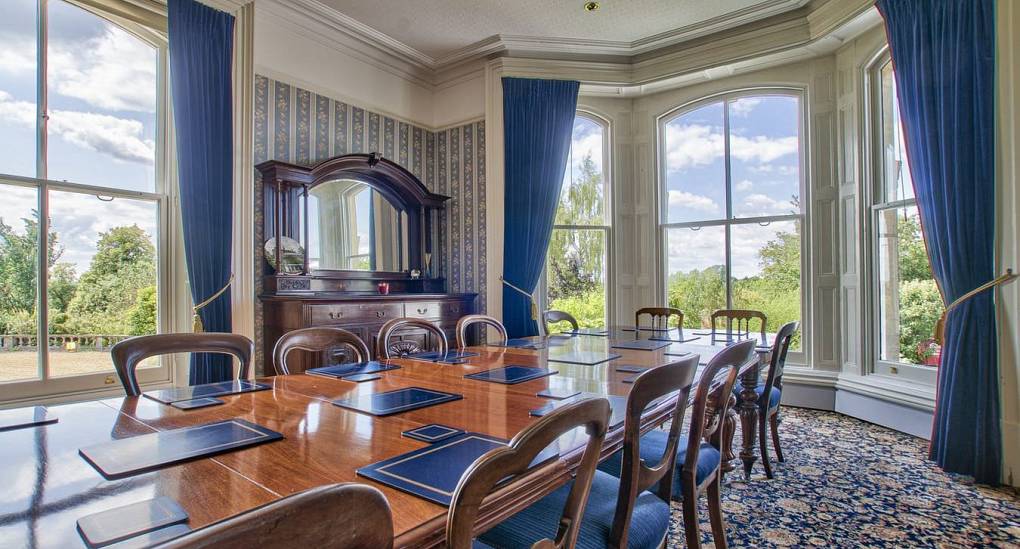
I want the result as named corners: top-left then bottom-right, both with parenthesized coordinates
top-left (0, 351), bottom-right (114, 382)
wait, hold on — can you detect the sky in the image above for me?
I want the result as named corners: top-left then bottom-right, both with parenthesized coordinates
top-left (0, 0), bottom-right (159, 276)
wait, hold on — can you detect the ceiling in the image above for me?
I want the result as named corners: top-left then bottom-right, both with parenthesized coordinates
top-left (316, 0), bottom-right (811, 64)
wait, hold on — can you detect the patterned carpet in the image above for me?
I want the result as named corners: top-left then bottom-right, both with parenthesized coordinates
top-left (666, 407), bottom-right (1020, 548)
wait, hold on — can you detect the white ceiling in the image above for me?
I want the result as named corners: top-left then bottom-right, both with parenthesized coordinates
top-left (316, 0), bottom-right (809, 63)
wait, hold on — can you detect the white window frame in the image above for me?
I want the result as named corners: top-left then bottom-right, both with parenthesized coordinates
top-left (0, 0), bottom-right (178, 402)
top-left (538, 110), bottom-right (614, 329)
top-left (863, 48), bottom-right (937, 386)
top-left (655, 88), bottom-right (808, 362)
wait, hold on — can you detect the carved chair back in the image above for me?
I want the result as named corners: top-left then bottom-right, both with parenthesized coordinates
top-left (709, 309), bottom-right (767, 345)
top-left (761, 321), bottom-right (800, 403)
top-left (635, 307), bottom-right (684, 331)
top-left (111, 333), bottom-right (253, 397)
top-left (272, 327), bottom-right (371, 375)
top-left (455, 314), bottom-right (508, 348)
top-left (376, 317), bottom-right (449, 359)
top-left (543, 310), bottom-right (579, 334)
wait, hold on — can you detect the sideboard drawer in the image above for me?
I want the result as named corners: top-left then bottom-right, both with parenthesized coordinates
top-left (309, 303), bottom-right (403, 324)
top-left (405, 300), bottom-right (468, 320)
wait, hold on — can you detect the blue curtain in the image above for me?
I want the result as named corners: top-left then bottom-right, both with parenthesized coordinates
top-left (501, 78), bottom-right (579, 337)
top-left (168, 0), bottom-right (235, 385)
top-left (876, 0), bottom-right (999, 483)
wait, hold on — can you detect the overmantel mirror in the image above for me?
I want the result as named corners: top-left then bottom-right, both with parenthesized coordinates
top-left (257, 153), bottom-right (449, 294)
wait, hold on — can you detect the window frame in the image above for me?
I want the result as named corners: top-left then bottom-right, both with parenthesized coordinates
top-left (0, 0), bottom-right (176, 402)
top-left (655, 87), bottom-right (808, 361)
top-left (538, 110), bottom-right (614, 329)
top-left (863, 48), bottom-right (938, 386)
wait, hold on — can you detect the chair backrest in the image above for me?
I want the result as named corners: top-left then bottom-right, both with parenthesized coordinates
top-left (154, 483), bottom-right (393, 549)
top-left (455, 314), bottom-right (509, 348)
top-left (543, 310), bottom-right (579, 334)
top-left (610, 354), bottom-right (700, 546)
top-left (635, 307), bottom-right (684, 331)
top-left (376, 317), bottom-right (449, 359)
top-left (681, 339), bottom-right (755, 486)
top-left (709, 309), bottom-right (767, 344)
top-left (761, 321), bottom-right (799, 401)
top-left (272, 327), bottom-right (371, 375)
top-left (446, 398), bottom-right (611, 549)
top-left (111, 333), bottom-right (253, 397)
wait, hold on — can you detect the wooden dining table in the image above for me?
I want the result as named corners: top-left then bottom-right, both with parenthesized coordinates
top-left (0, 328), bottom-right (768, 548)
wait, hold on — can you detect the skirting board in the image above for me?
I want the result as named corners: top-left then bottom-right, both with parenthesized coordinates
top-left (834, 389), bottom-right (933, 439)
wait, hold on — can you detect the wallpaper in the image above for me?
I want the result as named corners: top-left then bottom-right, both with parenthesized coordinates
top-left (253, 75), bottom-right (486, 372)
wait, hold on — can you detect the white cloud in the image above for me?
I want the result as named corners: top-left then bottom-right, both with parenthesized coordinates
top-left (49, 193), bottom-right (158, 273)
top-left (735, 179), bottom-right (753, 192)
top-left (0, 36), bottom-right (35, 74)
top-left (665, 123), bottom-right (798, 172)
top-left (731, 135), bottom-right (798, 164)
top-left (0, 90), bottom-right (155, 165)
top-left (48, 26), bottom-right (157, 113)
top-left (668, 190), bottom-right (720, 213)
top-left (730, 97), bottom-right (762, 117)
top-left (749, 163), bottom-right (799, 176)
top-left (736, 193), bottom-right (793, 216)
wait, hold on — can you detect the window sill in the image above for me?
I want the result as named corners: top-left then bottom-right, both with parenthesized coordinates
top-left (835, 372), bottom-right (936, 411)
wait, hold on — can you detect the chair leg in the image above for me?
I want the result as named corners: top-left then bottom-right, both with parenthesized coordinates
top-left (681, 485), bottom-right (702, 549)
top-left (706, 475), bottom-right (728, 549)
top-left (758, 410), bottom-right (773, 479)
top-left (770, 412), bottom-right (784, 463)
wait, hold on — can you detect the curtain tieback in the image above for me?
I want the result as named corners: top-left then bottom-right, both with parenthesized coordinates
top-left (934, 269), bottom-right (1017, 345)
top-left (500, 276), bottom-right (539, 321)
top-left (193, 273), bottom-right (235, 333)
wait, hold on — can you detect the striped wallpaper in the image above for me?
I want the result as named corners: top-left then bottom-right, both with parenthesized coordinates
top-left (253, 75), bottom-right (486, 372)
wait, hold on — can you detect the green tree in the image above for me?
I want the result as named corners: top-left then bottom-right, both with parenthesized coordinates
top-left (127, 285), bottom-right (158, 335)
top-left (898, 279), bottom-right (942, 363)
top-left (667, 266), bottom-right (727, 328)
top-left (0, 214), bottom-right (71, 333)
top-left (897, 213), bottom-right (933, 282)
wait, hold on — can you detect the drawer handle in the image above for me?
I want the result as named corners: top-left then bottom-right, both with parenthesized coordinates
top-left (376, 311), bottom-right (386, 318)
top-left (417, 307), bottom-right (428, 315)
top-left (329, 312), bottom-right (343, 319)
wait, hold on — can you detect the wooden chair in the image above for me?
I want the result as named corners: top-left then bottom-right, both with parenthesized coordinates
top-left (154, 483), bottom-right (393, 549)
top-left (448, 397), bottom-right (611, 549)
top-left (635, 307), bottom-right (684, 331)
top-left (111, 333), bottom-right (253, 397)
top-left (710, 309), bottom-right (767, 345)
top-left (482, 355), bottom-right (700, 549)
top-left (543, 309), bottom-right (579, 334)
top-left (749, 320), bottom-right (799, 479)
top-left (601, 339), bottom-right (753, 549)
top-left (455, 314), bottom-right (508, 348)
top-left (376, 317), bottom-right (449, 359)
top-left (272, 327), bottom-right (371, 375)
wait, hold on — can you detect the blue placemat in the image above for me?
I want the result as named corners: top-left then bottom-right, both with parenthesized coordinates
top-left (0, 406), bottom-right (57, 432)
top-left (563, 327), bottom-right (609, 336)
top-left (408, 351), bottom-right (480, 362)
top-left (402, 424), bottom-right (465, 443)
top-left (142, 380), bottom-right (270, 405)
top-left (305, 361), bottom-right (400, 379)
top-left (79, 419), bottom-right (283, 480)
top-left (547, 351), bottom-right (621, 365)
top-left (490, 338), bottom-right (546, 350)
top-left (333, 387), bottom-right (462, 416)
top-left (611, 339), bottom-right (671, 351)
top-left (464, 366), bottom-right (557, 385)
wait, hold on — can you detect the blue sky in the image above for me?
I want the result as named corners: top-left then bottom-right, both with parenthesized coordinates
top-left (0, 0), bottom-right (158, 275)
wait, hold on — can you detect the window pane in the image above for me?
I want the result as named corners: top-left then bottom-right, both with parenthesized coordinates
top-left (879, 61), bottom-right (914, 203)
top-left (0, 184), bottom-right (40, 382)
top-left (47, 190), bottom-right (158, 378)
top-left (664, 225), bottom-right (726, 328)
top-left (877, 205), bottom-right (942, 366)
top-left (0, 0), bottom-right (38, 178)
top-left (546, 228), bottom-right (606, 327)
top-left (663, 102), bottom-right (725, 224)
top-left (731, 220), bottom-right (801, 348)
top-left (729, 96), bottom-right (801, 218)
top-left (46, 0), bottom-right (157, 191)
top-left (558, 116), bottom-right (605, 226)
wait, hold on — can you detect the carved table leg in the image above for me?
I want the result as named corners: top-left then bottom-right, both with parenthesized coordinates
top-left (737, 360), bottom-right (761, 480)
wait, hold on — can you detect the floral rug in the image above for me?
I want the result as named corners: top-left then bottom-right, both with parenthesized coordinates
top-left (667, 407), bottom-right (1020, 548)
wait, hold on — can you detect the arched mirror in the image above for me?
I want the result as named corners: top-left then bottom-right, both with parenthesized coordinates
top-left (307, 179), bottom-right (410, 272)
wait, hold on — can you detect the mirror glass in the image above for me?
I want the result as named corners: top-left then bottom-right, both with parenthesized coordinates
top-left (307, 179), bottom-right (409, 271)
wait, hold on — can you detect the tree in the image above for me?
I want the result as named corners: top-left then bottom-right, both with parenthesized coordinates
top-left (0, 213), bottom-right (71, 333)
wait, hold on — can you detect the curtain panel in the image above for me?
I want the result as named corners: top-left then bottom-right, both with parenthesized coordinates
top-left (876, 0), bottom-right (1000, 483)
top-left (501, 77), bottom-right (580, 337)
top-left (168, 0), bottom-right (236, 385)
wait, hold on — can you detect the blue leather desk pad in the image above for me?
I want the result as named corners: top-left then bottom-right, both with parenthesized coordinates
top-left (529, 394), bottom-right (629, 428)
top-left (402, 424), bottom-right (465, 443)
top-left (464, 366), bottom-right (557, 385)
top-left (142, 380), bottom-right (270, 404)
top-left (305, 361), bottom-right (399, 379)
top-left (408, 350), bottom-right (480, 362)
top-left (547, 351), bottom-right (621, 365)
top-left (0, 406), bottom-right (57, 432)
top-left (332, 387), bottom-right (462, 416)
top-left (611, 339), bottom-right (671, 351)
top-left (490, 338), bottom-right (546, 350)
top-left (79, 419), bottom-right (283, 480)
top-left (562, 327), bottom-right (609, 336)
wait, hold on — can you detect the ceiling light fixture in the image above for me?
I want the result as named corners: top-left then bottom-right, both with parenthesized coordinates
top-left (584, 2), bottom-right (600, 12)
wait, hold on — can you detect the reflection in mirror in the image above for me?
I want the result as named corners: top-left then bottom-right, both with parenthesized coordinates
top-left (307, 179), bottom-right (409, 272)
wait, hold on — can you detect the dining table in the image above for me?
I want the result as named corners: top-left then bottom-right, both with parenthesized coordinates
top-left (0, 327), bottom-right (770, 548)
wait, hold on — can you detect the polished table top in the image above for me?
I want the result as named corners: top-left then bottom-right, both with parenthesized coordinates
top-left (0, 329), bottom-right (764, 548)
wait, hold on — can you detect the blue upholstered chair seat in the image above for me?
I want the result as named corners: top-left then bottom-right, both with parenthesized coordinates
top-left (733, 383), bottom-right (781, 410)
top-left (476, 469), bottom-right (670, 549)
top-left (597, 431), bottom-right (721, 500)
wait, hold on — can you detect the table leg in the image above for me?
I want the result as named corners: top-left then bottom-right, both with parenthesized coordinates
top-left (737, 361), bottom-right (761, 480)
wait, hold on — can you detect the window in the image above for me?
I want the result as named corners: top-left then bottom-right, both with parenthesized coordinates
top-left (869, 54), bottom-right (943, 377)
top-left (659, 93), bottom-right (803, 346)
top-left (0, 0), bottom-right (169, 397)
top-left (543, 113), bottom-right (610, 328)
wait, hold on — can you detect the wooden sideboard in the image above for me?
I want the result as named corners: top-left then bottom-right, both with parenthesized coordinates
top-left (262, 293), bottom-right (477, 374)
